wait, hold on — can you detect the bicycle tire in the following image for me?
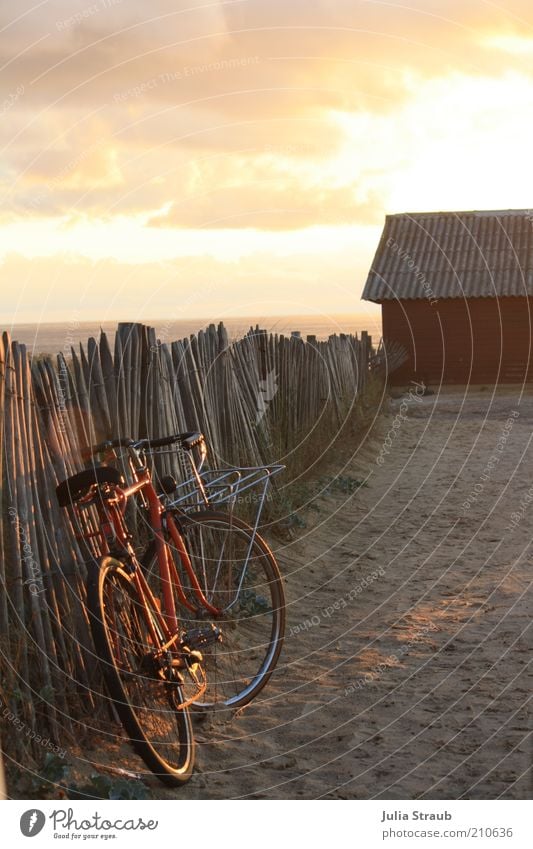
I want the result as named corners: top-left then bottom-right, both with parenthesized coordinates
top-left (141, 510), bottom-right (285, 710)
top-left (87, 556), bottom-right (195, 786)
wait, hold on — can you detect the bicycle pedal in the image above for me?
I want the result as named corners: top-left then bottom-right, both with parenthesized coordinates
top-left (182, 625), bottom-right (222, 650)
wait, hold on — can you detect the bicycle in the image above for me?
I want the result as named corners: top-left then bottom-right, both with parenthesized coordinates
top-left (56, 432), bottom-right (285, 786)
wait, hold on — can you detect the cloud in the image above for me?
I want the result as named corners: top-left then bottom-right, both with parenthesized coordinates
top-left (148, 183), bottom-right (380, 230)
top-left (147, 152), bottom-right (383, 229)
top-left (3, 0), bottom-right (529, 112)
top-left (2, 0), bottom-right (533, 233)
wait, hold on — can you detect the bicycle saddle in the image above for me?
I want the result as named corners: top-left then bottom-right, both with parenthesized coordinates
top-left (56, 467), bottom-right (124, 507)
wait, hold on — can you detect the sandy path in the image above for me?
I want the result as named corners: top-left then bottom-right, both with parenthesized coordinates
top-left (78, 387), bottom-right (532, 800)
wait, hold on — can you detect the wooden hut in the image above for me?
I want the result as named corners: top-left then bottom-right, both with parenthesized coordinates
top-left (362, 209), bottom-right (533, 385)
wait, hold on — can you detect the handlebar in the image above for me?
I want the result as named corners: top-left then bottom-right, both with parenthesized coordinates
top-left (91, 431), bottom-right (205, 455)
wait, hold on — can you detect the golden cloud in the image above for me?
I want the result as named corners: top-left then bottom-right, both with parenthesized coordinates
top-left (1, 0), bottom-right (532, 233)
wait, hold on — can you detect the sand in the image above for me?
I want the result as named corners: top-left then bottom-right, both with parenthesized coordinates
top-left (74, 386), bottom-right (533, 799)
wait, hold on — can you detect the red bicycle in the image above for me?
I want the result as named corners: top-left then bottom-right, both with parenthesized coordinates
top-left (57, 432), bottom-right (285, 785)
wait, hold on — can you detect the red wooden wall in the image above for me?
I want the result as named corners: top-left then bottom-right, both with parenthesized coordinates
top-left (382, 296), bottom-right (533, 385)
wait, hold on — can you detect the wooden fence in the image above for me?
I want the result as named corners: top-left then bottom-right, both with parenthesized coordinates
top-left (0, 321), bottom-right (377, 764)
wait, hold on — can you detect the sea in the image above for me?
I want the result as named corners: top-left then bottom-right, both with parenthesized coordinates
top-left (6, 313), bottom-right (382, 356)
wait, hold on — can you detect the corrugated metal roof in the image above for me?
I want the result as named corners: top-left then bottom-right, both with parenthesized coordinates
top-left (362, 209), bottom-right (533, 302)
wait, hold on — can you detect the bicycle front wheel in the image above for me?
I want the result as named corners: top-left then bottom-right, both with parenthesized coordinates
top-left (87, 556), bottom-right (195, 786)
top-left (142, 510), bottom-right (285, 710)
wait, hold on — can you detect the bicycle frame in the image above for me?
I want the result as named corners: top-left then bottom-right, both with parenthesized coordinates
top-left (76, 452), bottom-right (221, 656)
top-left (59, 429), bottom-right (286, 731)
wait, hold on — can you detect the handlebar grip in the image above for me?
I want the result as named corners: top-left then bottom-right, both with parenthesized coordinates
top-left (139, 432), bottom-right (204, 450)
top-left (91, 438), bottom-right (134, 454)
top-left (180, 431), bottom-right (205, 450)
top-left (142, 434), bottom-right (182, 449)
top-left (89, 432), bottom-right (205, 454)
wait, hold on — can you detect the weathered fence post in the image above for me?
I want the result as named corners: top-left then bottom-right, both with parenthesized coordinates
top-left (0, 319), bottom-right (377, 784)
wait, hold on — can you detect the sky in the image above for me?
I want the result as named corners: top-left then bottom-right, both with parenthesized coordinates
top-left (2, 0), bottom-right (533, 324)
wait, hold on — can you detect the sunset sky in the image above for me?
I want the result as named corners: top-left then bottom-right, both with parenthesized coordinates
top-left (2, 0), bottom-right (533, 325)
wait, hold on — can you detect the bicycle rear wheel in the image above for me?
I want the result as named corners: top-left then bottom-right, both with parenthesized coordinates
top-left (142, 510), bottom-right (285, 710)
top-left (87, 556), bottom-right (195, 786)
